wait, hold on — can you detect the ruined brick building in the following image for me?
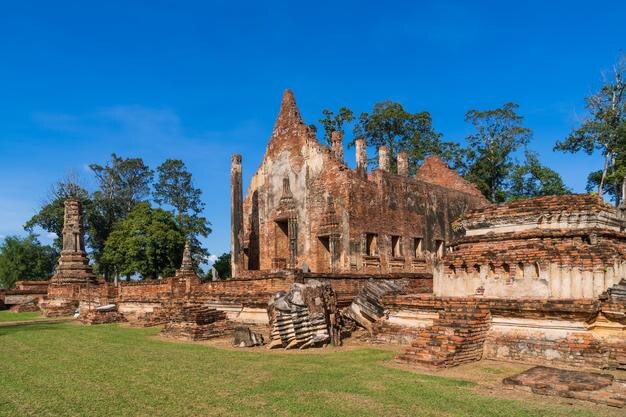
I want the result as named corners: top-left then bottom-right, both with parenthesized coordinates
top-left (24, 90), bottom-right (625, 372)
top-left (230, 90), bottom-right (488, 277)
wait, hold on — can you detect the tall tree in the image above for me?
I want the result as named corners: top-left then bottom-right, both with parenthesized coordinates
top-left (318, 107), bottom-right (354, 144)
top-left (352, 101), bottom-right (462, 174)
top-left (88, 154), bottom-right (153, 277)
top-left (89, 153), bottom-right (154, 214)
top-left (555, 54), bottom-right (626, 205)
top-left (508, 152), bottom-right (571, 200)
top-left (463, 103), bottom-right (532, 203)
top-left (153, 159), bottom-right (211, 265)
top-left (0, 235), bottom-right (58, 289)
top-left (101, 203), bottom-right (185, 280)
top-left (24, 173), bottom-right (90, 250)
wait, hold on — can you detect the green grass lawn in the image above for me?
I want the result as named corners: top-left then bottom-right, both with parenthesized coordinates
top-left (0, 322), bottom-right (614, 417)
top-left (0, 310), bottom-right (41, 322)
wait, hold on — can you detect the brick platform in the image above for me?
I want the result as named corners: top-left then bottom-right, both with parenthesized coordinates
top-left (503, 366), bottom-right (626, 408)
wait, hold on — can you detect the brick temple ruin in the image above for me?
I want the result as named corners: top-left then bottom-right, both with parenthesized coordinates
top-left (5, 90), bottom-right (624, 373)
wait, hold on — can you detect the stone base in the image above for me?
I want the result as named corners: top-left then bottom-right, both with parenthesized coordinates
top-left (9, 301), bottom-right (40, 313)
top-left (503, 366), bottom-right (626, 408)
top-left (39, 299), bottom-right (78, 318)
top-left (160, 304), bottom-right (232, 340)
top-left (79, 310), bottom-right (126, 325)
top-left (161, 321), bottom-right (232, 341)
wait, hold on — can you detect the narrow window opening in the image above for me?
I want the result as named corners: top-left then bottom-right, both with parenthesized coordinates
top-left (365, 233), bottom-right (378, 256)
top-left (413, 238), bottom-right (423, 257)
top-left (435, 240), bottom-right (445, 258)
top-left (391, 235), bottom-right (402, 258)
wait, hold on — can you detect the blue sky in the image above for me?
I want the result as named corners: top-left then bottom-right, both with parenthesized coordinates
top-left (1, 1), bottom-right (624, 262)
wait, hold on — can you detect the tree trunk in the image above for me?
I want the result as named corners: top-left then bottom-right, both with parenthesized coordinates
top-left (599, 154), bottom-right (609, 197)
top-left (621, 175), bottom-right (626, 207)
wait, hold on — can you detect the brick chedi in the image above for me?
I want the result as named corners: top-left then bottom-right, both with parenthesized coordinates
top-left (434, 194), bottom-right (626, 299)
top-left (50, 199), bottom-right (96, 284)
top-left (232, 90), bottom-right (488, 277)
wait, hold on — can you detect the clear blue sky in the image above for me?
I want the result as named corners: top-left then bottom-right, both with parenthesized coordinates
top-left (1, 1), bottom-right (624, 262)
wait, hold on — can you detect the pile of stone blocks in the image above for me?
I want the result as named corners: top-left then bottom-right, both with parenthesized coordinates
top-left (503, 366), bottom-right (626, 408)
top-left (160, 303), bottom-right (231, 341)
top-left (268, 280), bottom-right (340, 349)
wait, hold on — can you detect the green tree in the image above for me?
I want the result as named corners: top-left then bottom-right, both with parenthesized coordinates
top-left (555, 54), bottom-right (626, 205)
top-left (211, 252), bottom-right (231, 280)
top-left (88, 154), bottom-right (153, 278)
top-left (463, 103), bottom-right (532, 203)
top-left (101, 203), bottom-right (185, 280)
top-left (508, 152), bottom-right (571, 200)
top-left (352, 101), bottom-right (462, 174)
top-left (318, 107), bottom-right (354, 144)
top-left (24, 174), bottom-right (90, 250)
top-left (0, 235), bottom-right (58, 289)
top-left (153, 159), bottom-right (211, 265)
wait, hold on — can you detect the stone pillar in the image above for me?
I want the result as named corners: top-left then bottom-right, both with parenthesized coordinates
top-left (397, 151), bottom-right (408, 177)
top-left (378, 146), bottom-right (390, 172)
top-left (355, 138), bottom-right (367, 178)
top-left (51, 199), bottom-right (96, 284)
top-left (331, 131), bottom-right (344, 162)
top-left (230, 154), bottom-right (244, 278)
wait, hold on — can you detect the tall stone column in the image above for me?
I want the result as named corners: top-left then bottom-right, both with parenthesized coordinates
top-left (355, 138), bottom-right (367, 178)
top-left (230, 154), bottom-right (244, 278)
top-left (51, 199), bottom-right (96, 284)
top-left (331, 131), bottom-right (344, 162)
top-left (378, 146), bottom-right (390, 172)
top-left (397, 151), bottom-right (408, 177)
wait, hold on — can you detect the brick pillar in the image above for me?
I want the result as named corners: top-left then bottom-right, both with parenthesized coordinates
top-left (397, 151), bottom-right (408, 177)
top-left (50, 199), bottom-right (96, 284)
top-left (230, 154), bottom-right (244, 278)
top-left (331, 131), bottom-right (344, 162)
top-left (355, 138), bottom-right (367, 178)
top-left (378, 146), bottom-right (389, 172)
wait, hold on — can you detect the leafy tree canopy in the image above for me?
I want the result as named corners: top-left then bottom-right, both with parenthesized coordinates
top-left (350, 101), bottom-right (463, 174)
top-left (24, 174), bottom-right (90, 250)
top-left (0, 235), bottom-right (58, 289)
top-left (154, 159), bottom-right (211, 266)
top-left (508, 152), bottom-right (571, 200)
top-left (318, 107), bottom-right (354, 144)
top-left (101, 202), bottom-right (185, 280)
top-left (463, 102), bottom-right (532, 203)
top-left (555, 54), bottom-right (625, 205)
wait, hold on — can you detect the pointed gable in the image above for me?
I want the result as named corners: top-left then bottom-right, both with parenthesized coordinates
top-left (262, 90), bottom-right (317, 169)
top-left (416, 156), bottom-right (488, 202)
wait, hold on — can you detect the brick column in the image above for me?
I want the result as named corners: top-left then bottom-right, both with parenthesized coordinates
top-left (230, 154), bottom-right (244, 278)
top-left (331, 131), bottom-right (344, 162)
top-left (378, 146), bottom-right (389, 172)
top-left (355, 138), bottom-right (367, 178)
top-left (397, 151), bottom-right (408, 176)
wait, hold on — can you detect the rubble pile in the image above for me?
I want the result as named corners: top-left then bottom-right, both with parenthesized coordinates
top-left (342, 279), bottom-right (407, 332)
top-left (268, 280), bottom-right (340, 349)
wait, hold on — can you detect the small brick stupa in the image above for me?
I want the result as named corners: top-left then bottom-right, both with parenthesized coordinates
top-left (50, 199), bottom-right (96, 284)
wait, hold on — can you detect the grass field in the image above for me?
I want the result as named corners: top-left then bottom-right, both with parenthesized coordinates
top-left (0, 311), bottom-right (41, 322)
top-left (0, 322), bottom-right (618, 417)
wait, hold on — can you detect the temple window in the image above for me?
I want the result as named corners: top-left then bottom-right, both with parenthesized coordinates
top-left (391, 235), bottom-right (402, 258)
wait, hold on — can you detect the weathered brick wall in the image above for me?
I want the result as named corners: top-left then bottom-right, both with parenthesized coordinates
top-left (378, 295), bottom-right (625, 370)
